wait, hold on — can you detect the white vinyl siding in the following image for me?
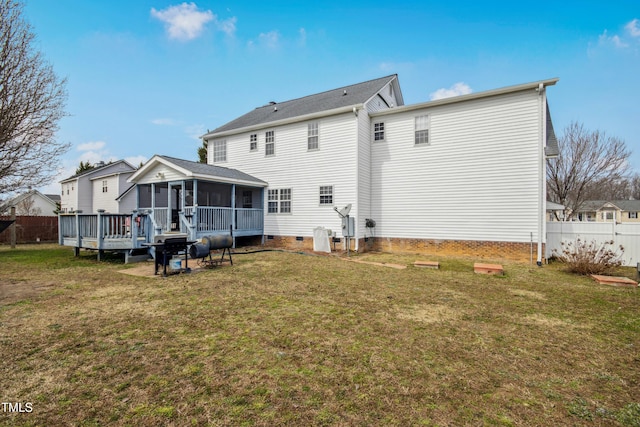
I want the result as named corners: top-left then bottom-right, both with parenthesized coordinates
top-left (219, 112), bottom-right (358, 237)
top-left (371, 90), bottom-right (542, 243)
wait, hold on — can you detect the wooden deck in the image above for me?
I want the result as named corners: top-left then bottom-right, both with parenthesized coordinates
top-left (59, 207), bottom-right (264, 262)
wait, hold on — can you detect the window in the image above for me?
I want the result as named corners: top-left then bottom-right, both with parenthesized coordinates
top-left (267, 188), bottom-right (291, 213)
top-left (374, 122), bottom-right (385, 141)
top-left (319, 186), bottom-right (333, 205)
top-left (213, 140), bottom-right (227, 162)
top-left (265, 130), bottom-right (275, 156)
top-left (415, 115), bottom-right (429, 145)
top-left (242, 190), bottom-right (253, 208)
top-left (308, 122), bottom-right (319, 150)
top-left (250, 134), bottom-right (257, 151)
top-left (268, 189), bottom-right (278, 213)
top-left (630, 212), bottom-right (638, 219)
top-left (605, 212), bottom-right (614, 220)
top-left (280, 189), bottom-right (291, 213)
top-left (102, 180), bottom-right (108, 193)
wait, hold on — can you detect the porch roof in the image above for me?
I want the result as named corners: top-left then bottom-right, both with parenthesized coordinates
top-left (128, 155), bottom-right (268, 187)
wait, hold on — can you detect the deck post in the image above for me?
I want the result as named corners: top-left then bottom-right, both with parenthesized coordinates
top-left (131, 210), bottom-right (139, 248)
top-left (75, 210), bottom-right (82, 253)
top-left (97, 210), bottom-right (105, 252)
top-left (231, 184), bottom-right (236, 248)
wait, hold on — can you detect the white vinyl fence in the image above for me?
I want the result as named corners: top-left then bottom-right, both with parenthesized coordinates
top-left (546, 221), bottom-right (640, 267)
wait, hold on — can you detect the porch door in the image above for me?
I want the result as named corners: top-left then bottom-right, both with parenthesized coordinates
top-left (169, 182), bottom-right (183, 231)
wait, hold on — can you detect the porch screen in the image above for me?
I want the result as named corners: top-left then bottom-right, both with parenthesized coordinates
top-left (197, 182), bottom-right (231, 207)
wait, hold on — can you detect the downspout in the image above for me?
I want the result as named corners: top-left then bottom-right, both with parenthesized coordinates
top-left (537, 83), bottom-right (546, 266)
top-left (354, 106), bottom-right (360, 252)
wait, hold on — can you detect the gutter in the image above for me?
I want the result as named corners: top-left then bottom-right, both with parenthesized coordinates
top-left (202, 104), bottom-right (365, 139)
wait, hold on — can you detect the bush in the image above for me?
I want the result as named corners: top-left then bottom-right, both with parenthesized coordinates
top-left (552, 238), bottom-right (624, 275)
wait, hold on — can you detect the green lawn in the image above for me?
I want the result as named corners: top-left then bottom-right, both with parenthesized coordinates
top-left (1, 244), bottom-right (638, 426)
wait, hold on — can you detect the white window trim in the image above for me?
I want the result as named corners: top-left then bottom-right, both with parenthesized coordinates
top-left (267, 187), bottom-right (292, 214)
top-left (308, 122), bottom-right (319, 151)
top-left (213, 140), bottom-right (227, 163)
top-left (265, 130), bottom-right (275, 157)
top-left (373, 122), bottom-right (385, 142)
top-left (415, 114), bottom-right (430, 145)
top-left (319, 185), bottom-right (333, 206)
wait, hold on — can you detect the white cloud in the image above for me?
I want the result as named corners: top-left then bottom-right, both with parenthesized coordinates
top-left (626, 18), bottom-right (640, 38)
top-left (185, 124), bottom-right (206, 141)
top-left (598, 30), bottom-right (628, 48)
top-left (77, 141), bottom-right (106, 152)
top-left (248, 30), bottom-right (280, 49)
top-left (125, 155), bottom-right (149, 168)
top-left (430, 82), bottom-right (473, 101)
top-left (151, 3), bottom-right (235, 41)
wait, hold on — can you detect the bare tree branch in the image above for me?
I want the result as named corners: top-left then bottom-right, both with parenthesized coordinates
top-left (0, 0), bottom-right (69, 194)
top-left (547, 121), bottom-right (631, 218)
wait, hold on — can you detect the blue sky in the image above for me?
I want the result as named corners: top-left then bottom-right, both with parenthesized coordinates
top-left (22, 0), bottom-right (640, 194)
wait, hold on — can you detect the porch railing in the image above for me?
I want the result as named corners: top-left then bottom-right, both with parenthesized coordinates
top-left (236, 208), bottom-right (264, 230)
top-left (153, 208), bottom-right (169, 231)
top-left (195, 207), bottom-right (263, 232)
top-left (197, 207), bottom-right (232, 232)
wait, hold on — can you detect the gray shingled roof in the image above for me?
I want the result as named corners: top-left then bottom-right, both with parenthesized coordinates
top-left (208, 75), bottom-right (398, 135)
top-left (60, 160), bottom-right (135, 183)
top-left (545, 102), bottom-right (559, 157)
top-left (158, 155), bottom-right (267, 185)
top-left (578, 200), bottom-right (640, 212)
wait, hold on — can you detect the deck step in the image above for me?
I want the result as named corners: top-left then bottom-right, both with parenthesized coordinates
top-left (474, 263), bottom-right (504, 275)
top-left (414, 260), bottom-right (440, 269)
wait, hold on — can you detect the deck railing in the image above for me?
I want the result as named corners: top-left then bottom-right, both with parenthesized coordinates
top-left (59, 211), bottom-right (149, 248)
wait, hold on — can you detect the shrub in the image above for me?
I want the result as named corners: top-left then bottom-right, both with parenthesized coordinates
top-left (552, 238), bottom-right (624, 275)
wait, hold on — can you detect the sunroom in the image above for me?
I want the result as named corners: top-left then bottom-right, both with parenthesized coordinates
top-left (129, 155), bottom-right (267, 243)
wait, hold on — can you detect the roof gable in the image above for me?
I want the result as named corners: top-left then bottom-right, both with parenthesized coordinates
top-left (129, 155), bottom-right (267, 186)
top-left (60, 160), bottom-right (136, 183)
top-left (206, 75), bottom-right (400, 136)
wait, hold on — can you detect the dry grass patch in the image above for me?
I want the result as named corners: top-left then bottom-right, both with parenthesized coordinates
top-left (1, 245), bottom-right (639, 426)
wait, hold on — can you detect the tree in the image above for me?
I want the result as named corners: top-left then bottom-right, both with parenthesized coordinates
top-left (547, 121), bottom-right (631, 218)
top-left (75, 160), bottom-right (94, 175)
top-left (0, 0), bottom-right (69, 194)
top-left (197, 140), bottom-right (207, 163)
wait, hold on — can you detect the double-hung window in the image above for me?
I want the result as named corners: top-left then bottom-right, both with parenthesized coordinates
top-left (213, 140), bottom-right (227, 162)
top-left (319, 186), bottom-right (333, 205)
top-left (267, 188), bottom-right (291, 213)
top-left (415, 115), bottom-right (429, 145)
top-left (374, 122), bottom-right (385, 141)
top-left (308, 122), bottom-right (319, 150)
top-left (265, 130), bottom-right (275, 156)
top-left (102, 180), bottom-right (108, 193)
top-left (630, 212), bottom-right (638, 219)
top-left (250, 134), bottom-right (257, 151)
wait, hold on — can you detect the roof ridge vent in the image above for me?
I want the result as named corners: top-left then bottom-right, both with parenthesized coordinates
top-left (343, 89), bottom-right (347, 96)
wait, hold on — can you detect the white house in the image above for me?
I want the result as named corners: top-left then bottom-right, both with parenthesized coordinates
top-left (60, 160), bottom-right (137, 213)
top-left (201, 74), bottom-right (559, 262)
top-left (0, 189), bottom-right (59, 216)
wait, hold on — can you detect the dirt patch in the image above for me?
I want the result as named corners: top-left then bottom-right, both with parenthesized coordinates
top-left (0, 280), bottom-right (56, 305)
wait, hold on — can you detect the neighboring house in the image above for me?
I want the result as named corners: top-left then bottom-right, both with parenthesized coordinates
top-left (546, 201), bottom-right (566, 221)
top-left (0, 189), bottom-right (59, 216)
top-left (573, 200), bottom-right (640, 223)
top-left (201, 74), bottom-right (560, 262)
top-left (60, 160), bottom-right (137, 213)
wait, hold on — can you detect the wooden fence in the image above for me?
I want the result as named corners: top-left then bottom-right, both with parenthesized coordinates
top-left (0, 216), bottom-right (58, 244)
